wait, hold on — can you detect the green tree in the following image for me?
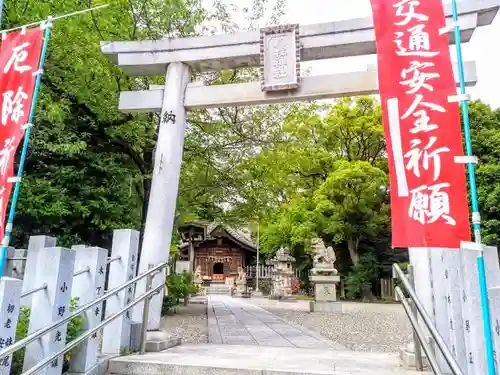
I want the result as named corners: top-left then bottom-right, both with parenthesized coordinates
top-left (1, 0), bottom-right (227, 248)
top-left (469, 101), bottom-right (500, 247)
top-left (313, 160), bottom-right (388, 265)
top-left (244, 98), bottom-right (390, 295)
top-left (2, 0), bottom-right (291, 250)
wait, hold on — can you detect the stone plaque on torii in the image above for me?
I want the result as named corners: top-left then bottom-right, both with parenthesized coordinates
top-left (100, 0), bottom-right (500, 357)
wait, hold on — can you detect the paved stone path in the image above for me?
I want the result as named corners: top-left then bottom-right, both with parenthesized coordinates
top-left (207, 295), bottom-right (345, 349)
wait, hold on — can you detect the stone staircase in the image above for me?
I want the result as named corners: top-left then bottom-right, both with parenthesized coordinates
top-left (205, 283), bottom-right (232, 296)
top-left (106, 344), bottom-right (430, 375)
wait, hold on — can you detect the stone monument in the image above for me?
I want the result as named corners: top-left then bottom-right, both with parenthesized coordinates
top-left (269, 246), bottom-right (295, 300)
top-left (309, 238), bottom-right (341, 313)
top-left (234, 266), bottom-right (247, 297)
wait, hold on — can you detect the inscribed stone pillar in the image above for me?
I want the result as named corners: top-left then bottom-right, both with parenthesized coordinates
top-left (408, 248), bottom-right (446, 368)
top-left (101, 229), bottom-right (139, 354)
top-left (429, 248), bottom-right (452, 372)
top-left (459, 245), bottom-right (500, 375)
top-left (22, 236), bottom-right (56, 308)
top-left (484, 246), bottom-right (500, 372)
top-left (443, 250), bottom-right (467, 372)
top-left (0, 277), bottom-right (22, 375)
top-left (408, 248), bottom-right (434, 327)
top-left (132, 62), bottom-right (191, 331)
top-left (68, 246), bottom-right (108, 374)
top-left (460, 247), bottom-right (487, 375)
top-left (23, 247), bottom-right (76, 375)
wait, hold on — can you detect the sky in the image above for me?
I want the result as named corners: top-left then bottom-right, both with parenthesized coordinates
top-left (205, 0), bottom-right (500, 109)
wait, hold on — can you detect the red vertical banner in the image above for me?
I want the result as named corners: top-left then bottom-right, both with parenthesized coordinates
top-left (369, 0), bottom-right (471, 248)
top-left (0, 28), bottom-right (44, 240)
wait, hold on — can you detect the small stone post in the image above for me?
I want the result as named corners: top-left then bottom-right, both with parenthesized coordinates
top-left (68, 246), bottom-right (108, 374)
top-left (101, 229), bottom-right (139, 354)
top-left (0, 277), bottom-right (22, 375)
top-left (23, 247), bottom-right (76, 375)
top-left (2, 247), bottom-right (16, 278)
top-left (11, 248), bottom-right (27, 279)
top-left (22, 236), bottom-right (57, 308)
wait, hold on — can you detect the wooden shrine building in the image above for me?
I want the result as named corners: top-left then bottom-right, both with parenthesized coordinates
top-left (177, 222), bottom-right (257, 282)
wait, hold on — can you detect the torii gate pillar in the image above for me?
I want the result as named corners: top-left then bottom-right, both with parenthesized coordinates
top-left (131, 62), bottom-right (190, 334)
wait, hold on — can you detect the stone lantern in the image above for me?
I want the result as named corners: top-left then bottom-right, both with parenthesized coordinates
top-left (269, 246), bottom-right (296, 300)
top-left (309, 238), bottom-right (341, 312)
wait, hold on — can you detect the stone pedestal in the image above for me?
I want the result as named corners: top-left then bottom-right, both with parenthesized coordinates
top-left (399, 342), bottom-right (429, 370)
top-left (311, 275), bottom-right (340, 301)
top-left (234, 281), bottom-right (245, 297)
top-left (309, 274), bottom-right (341, 312)
top-left (252, 290), bottom-right (263, 297)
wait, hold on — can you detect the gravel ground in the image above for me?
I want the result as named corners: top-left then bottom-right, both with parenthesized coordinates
top-left (267, 303), bottom-right (412, 352)
top-left (160, 303), bottom-right (208, 344)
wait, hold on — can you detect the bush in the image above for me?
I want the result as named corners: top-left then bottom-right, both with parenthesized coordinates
top-left (166, 271), bottom-right (199, 306)
top-left (257, 279), bottom-right (272, 295)
top-left (11, 297), bottom-right (85, 375)
top-left (290, 277), bottom-right (301, 294)
top-left (345, 254), bottom-right (380, 301)
top-left (161, 295), bottom-right (178, 316)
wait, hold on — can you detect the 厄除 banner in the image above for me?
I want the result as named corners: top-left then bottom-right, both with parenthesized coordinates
top-left (369, 0), bottom-right (471, 248)
top-left (0, 28), bottom-right (44, 239)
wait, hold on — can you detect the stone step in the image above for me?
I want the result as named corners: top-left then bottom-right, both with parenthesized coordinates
top-left (108, 344), bottom-right (431, 375)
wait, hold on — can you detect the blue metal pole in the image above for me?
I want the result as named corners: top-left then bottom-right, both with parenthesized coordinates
top-left (451, 1), bottom-right (496, 374)
top-left (0, 17), bottom-right (53, 279)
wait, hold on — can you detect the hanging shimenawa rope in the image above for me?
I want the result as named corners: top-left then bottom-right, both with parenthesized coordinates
top-left (0, 4), bottom-right (110, 280)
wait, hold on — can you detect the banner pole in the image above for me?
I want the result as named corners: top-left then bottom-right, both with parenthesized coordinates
top-left (0, 17), bottom-right (53, 279)
top-left (450, 1), bottom-right (496, 374)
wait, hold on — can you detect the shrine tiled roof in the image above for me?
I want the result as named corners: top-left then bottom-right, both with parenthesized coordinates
top-left (179, 222), bottom-right (256, 251)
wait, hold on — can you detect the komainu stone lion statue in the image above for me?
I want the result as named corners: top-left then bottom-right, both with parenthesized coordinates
top-left (311, 238), bottom-right (338, 275)
top-left (236, 266), bottom-right (247, 284)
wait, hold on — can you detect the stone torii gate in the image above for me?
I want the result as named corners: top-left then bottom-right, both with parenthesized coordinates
top-left (100, 0), bottom-right (499, 365)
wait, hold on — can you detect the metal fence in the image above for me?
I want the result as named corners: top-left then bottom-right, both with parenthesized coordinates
top-left (0, 229), bottom-right (165, 375)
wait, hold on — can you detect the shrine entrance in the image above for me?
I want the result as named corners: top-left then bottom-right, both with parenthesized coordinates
top-left (100, 3), bottom-right (500, 374)
top-left (213, 262), bottom-right (224, 275)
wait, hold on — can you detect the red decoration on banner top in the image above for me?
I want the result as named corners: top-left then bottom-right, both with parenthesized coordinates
top-left (370, 0), bottom-right (471, 248)
top-left (0, 27), bottom-right (44, 240)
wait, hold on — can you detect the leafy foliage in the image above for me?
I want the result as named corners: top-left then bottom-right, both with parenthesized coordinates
top-left (344, 253), bottom-right (380, 301)
top-left (164, 271), bottom-right (199, 309)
